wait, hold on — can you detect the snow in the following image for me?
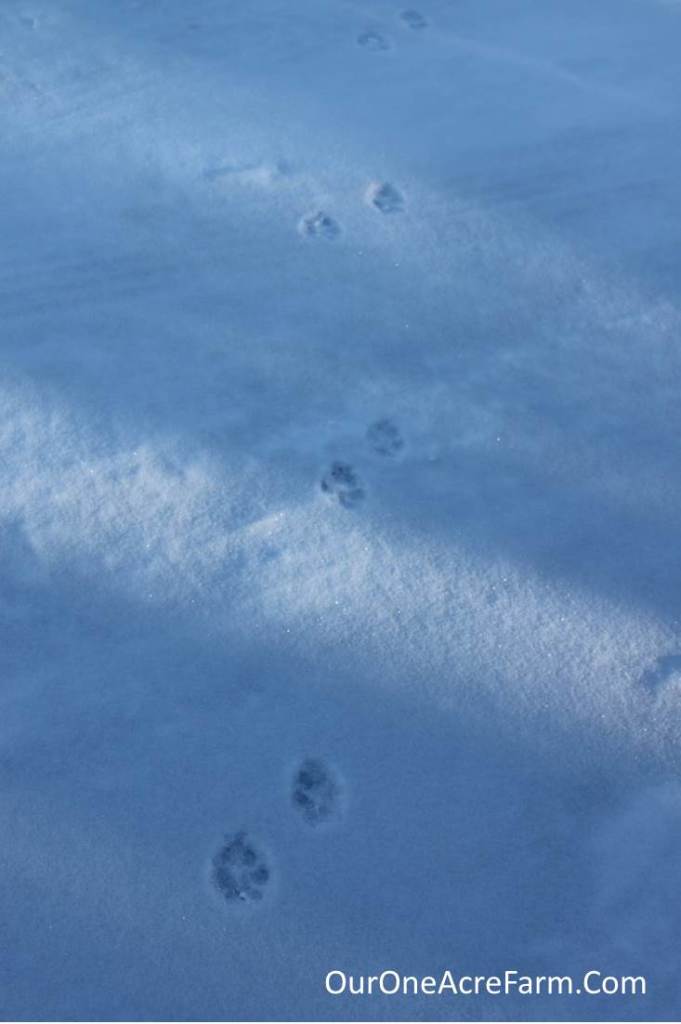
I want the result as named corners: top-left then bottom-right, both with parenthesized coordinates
top-left (1, 0), bottom-right (681, 1019)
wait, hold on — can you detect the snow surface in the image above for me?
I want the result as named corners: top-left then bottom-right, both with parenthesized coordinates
top-left (1, 0), bottom-right (681, 1019)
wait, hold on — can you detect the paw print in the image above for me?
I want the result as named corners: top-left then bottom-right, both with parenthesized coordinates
top-left (401, 9), bottom-right (428, 29)
top-left (366, 418), bottom-right (404, 456)
top-left (639, 654), bottom-right (681, 693)
top-left (321, 461), bottom-right (365, 508)
top-left (292, 759), bottom-right (340, 826)
top-left (211, 832), bottom-right (270, 904)
top-left (299, 211), bottom-right (341, 240)
top-left (357, 30), bottom-right (390, 51)
top-left (366, 181), bottom-right (405, 214)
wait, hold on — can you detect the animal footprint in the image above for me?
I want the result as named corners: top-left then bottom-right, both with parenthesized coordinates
top-left (639, 654), bottom-right (681, 693)
top-left (321, 461), bottom-right (365, 508)
top-left (292, 759), bottom-right (340, 826)
top-left (400, 9), bottom-right (428, 29)
top-left (357, 30), bottom-right (390, 51)
top-left (211, 831), bottom-right (270, 904)
top-left (366, 181), bottom-right (404, 214)
top-left (299, 211), bottom-right (340, 240)
top-left (367, 418), bottom-right (404, 457)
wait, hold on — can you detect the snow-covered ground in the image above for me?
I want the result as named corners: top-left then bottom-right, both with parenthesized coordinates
top-left (1, 1), bottom-right (681, 1020)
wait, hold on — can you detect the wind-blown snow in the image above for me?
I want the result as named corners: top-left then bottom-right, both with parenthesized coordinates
top-left (1, 0), bottom-right (681, 1020)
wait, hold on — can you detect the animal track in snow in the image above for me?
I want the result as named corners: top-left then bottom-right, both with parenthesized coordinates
top-left (400, 9), bottom-right (428, 29)
top-left (366, 418), bottom-right (404, 456)
top-left (357, 30), bottom-right (390, 51)
top-left (366, 181), bottom-right (405, 214)
top-left (292, 759), bottom-right (340, 826)
top-left (211, 831), bottom-right (270, 904)
top-left (321, 461), bottom-right (365, 508)
top-left (299, 211), bottom-right (340, 240)
top-left (639, 654), bottom-right (681, 693)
